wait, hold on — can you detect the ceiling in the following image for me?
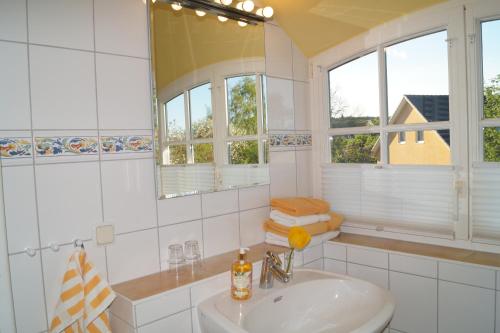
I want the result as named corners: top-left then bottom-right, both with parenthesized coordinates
top-left (260, 0), bottom-right (446, 57)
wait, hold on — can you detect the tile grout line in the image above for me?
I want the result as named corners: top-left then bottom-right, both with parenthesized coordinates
top-left (23, 0), bottom-right (50, 329)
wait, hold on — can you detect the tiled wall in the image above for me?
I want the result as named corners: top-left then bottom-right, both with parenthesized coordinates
top-left (0, 1), bottom-right (312, 332)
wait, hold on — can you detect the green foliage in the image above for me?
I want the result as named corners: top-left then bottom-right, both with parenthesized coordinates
top-left (483, 75), bottom-right (500, 162)
top-left (168, 144), bottom-right (187, 164)
top-left (194, 143), bottom-right (214, 163)
top-left (228, 76), bottom-right (258, 137)
top-left (229, 140), bottom-right (259, 164)
top-left (330, 134), bottom-right (379, 163)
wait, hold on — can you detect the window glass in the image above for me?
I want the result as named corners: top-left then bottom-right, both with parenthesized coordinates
top-left (228, 140), bottom-right (259, 164)
top-left (189, 83), bottom-right (213, 139)
top-left (166, 144), bottom-right (187, 165)
top-left (165, 94), bottom-right (186, 141)
top-left (330, 134), bottom-right (380, 163)
top-left (227, 75), bottom-right (258, 136)
top-left (398, 132), bottom-right (406, 144)
top-left (386, 31), bottom-right (449, 123)
top-left (483, 127), bottom-right (500, 162)
top-left (261, 76), bottom-right (268, 134)
top-left (193, 143), bottom-right (214, 163)
top-left (329, 52), bottom-right (379, 128)
top-left (388, 129), bottom-right (451, 165)
top-left (481, 20), bottom-right (500, 120)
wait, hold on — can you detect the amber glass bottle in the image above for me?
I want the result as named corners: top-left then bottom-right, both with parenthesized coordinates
top-left (231, 248), bottom-right (253, 300)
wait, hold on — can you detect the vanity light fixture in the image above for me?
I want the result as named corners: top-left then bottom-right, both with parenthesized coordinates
top-left (158, 0), bottom-right (273, 25)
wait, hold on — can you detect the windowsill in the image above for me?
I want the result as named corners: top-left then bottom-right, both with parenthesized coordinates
top-left (330, 232), bottom-right (500, 268)
top-left (111, 243), bottom-right (287, 302)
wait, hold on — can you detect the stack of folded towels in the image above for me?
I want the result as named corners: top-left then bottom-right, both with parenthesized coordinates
top-left (264, 197), bottom-right (344, 248)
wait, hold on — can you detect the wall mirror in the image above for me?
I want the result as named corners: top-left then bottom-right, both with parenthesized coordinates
top-left (150, 1), bottom-right (270, 198)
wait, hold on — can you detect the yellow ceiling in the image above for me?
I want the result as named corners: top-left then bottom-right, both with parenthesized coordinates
top-left (260, 0), bottom-right (447, 57)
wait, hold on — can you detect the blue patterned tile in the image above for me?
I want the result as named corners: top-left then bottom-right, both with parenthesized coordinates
top-left (0, 138), bottom-right (32, 158)
top-left (35, 137), bottom-right (98, 156)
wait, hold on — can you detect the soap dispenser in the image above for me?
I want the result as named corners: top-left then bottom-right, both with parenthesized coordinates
top-left (231, 248), bottom-right (252, 300)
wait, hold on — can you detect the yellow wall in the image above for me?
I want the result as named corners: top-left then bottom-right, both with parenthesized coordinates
top-left (388, 104), bottom-right (450, 165)
top-left (152, 3), bottom-right (265, 91)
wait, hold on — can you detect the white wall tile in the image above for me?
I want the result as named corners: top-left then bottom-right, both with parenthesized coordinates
top-left (264, 24), bottom-right (292, 79)
top-left (295, 149), bottom-right (312, 197)
top-left (238, 185), bottom-right (269, 211)
top-left (42, 241), bottom-right (107, 321)
top-left (135, 288), bottom-right (190, 326)
top-left (0, 42), bottom-right (31, 130)
top-left (324, 258), bottom-right (347, 275)
top-left (110, 314), bottom-right (136, 333)
top-left (94, 0), bottom-right (149, 58)
top-left (9, 252), bottom-right (47, 333)
top-left (239, 207), bottom-right (268, 247)
top-left (110, 294), bottom-right (136, 328)
top-left (138, 308), bottom-right (191, 333)
top-left (201, 190), bottom-right (238, 218)
top-left (389, 253), bottom-right (437, 278)
top-left (30, 45), bottom-right (97, 129)
top-left (269, 151), bottom-right (297, 198)
top-left (2, 166), bottom-right (39, 253)
top-left (190, 273), bottom-right (227, 306)
top-left (293, 81), bottom-right (310, 130)
top-left (303, 244), bottom-right (323, 264)
top-left (496, 291), bottom-right (500, 333)
top-left (192, 307), bottom-right (201, 333)
top-left (267, 77), bottom-right (294, 130)
top-left (96, 53), bottom-right (151, 130)
top-left (36, 162), bottom-right (102, 246)
top-left (347, 246), bottom-right (388, 269)
top-left (389, 271), bottom-right (437, 333)
top-left (27, 0), bottom-right (94, 50)
top-left (439, 261), bottom-right (495, 289)
top-left (107, 228), bottom-right (159, 284)
top-left (323, 242), bottom-right (346, 261)
top-left (203, 213), bottom-right (239, 258)
top-left (303, 258), bottom-right (323, 270)
top-left (0, 0), bottom-right (27, 42)
top-left (159, 220), bottom-right (203, 268)
top-left (101, 159), bottom-right (157, 234)
top-left (292, 44), bottom-right (309, 82)
top-left (438, 280), bottom-right (495, 333)
top-left (157, 194), bottom-right (202, 226)
top-left (347, 263), bottom-right (388, 289)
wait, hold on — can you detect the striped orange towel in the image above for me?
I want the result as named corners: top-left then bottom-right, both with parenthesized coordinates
top-left (49, 250), bottom-right (116, 333)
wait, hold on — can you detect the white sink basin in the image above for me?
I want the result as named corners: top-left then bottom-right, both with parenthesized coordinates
top-left (198, 269), bottom-right (395, 333)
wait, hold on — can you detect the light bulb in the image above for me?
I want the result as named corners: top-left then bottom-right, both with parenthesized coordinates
top-left (151, 0), bottom-right (157, 3)
top-left (256, 8), bottom-right (263, 16)
top-left (221, 0), bottom-right (232, 5)
top-left (236, 2), bottom-right (243, 10)
top-left (214, 0), bottom-right (221, 3)
top-left (262, 6), bottom-right (274, 18)
top-left (218, 15), bottom-right (228, 22)
top-left (195, 10), bottom-right (206, 16)
top-left (238, 21), bottom-right (248, 27)
top-left (242, 0), bottom-right (254, 12)
top-left (171, 3), bottom-right (182, 10)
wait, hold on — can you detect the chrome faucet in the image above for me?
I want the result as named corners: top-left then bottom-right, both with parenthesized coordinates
top-left (259, 251), bottom-right (290, 289)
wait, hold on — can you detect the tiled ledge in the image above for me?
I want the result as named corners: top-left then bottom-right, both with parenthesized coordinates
top-left (331, 233), bottom-right (500, 268)
top-left (111, 243), bottom-right (287, 301)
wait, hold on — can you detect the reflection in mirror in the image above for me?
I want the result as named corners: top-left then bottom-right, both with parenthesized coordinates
top-left (150, 2), bottom-right (269, 198)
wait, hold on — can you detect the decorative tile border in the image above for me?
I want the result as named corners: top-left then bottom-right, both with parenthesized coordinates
top-left (101, 136), bottom-right (153, 154)
top-left (269, 133), bottom-right (312, 147)
top-left (0, 138), bottom-right (32, 158)
top-left (35, 137), bottom-right (98, 156)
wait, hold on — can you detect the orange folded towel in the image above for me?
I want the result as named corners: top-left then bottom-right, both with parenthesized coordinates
top-left (263, 212), bottom-right (344, 238)
top-left (50, 250), bottom-right (115, 333)
top-left (271, 197), bottom-right (330, 217)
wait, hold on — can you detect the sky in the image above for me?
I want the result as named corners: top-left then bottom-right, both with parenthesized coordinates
top-left (329, 21), bottom-right (500, 120)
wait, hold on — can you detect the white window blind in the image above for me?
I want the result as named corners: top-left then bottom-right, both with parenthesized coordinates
top-left (219, 165), bottom-right (269, 188)
top-left (322, 165), bottom-right (457, 236)
top-left (471, 166), bottom-right (500, 243)
top-left (160, 164), bottom-right (215, 197)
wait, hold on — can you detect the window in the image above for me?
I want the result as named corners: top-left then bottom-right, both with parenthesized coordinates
top-left (225, 75), bottom-right (268, 165)
top-left (398, 132), bottom-right (406, 144)
top-left (163, 82), bottom-right (213, 165)
top-left (416, 130), bottom-right (424, 143)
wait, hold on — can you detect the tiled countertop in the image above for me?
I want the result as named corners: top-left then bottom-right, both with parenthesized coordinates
top-left (331, 233), bottom-right (500, 268)
top-left (111, 242), bottom-right (287, 301)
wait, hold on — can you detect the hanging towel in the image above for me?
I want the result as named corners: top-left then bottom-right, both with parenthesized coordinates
top-left (271, 197), bottom-right (330, 217)
top-left (270, 210), bottom-right (332, 227)
top-left (265, 230), bottom-right (340, 248)
top-left (50, 250), bottom-right (116, 333)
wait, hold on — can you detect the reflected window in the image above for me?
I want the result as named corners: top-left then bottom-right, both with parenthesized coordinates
top-left (329, 52), bottom-right (379, 128)
top-left (416, 130), bottom-right (425, 143)
top-left (481, 20), bottom-right (500, 120)
top-left (386, 31), bottom-right (449, 122)
top-left (225, 75), bottom-right (268, 165)
top-left (483, 127), bottom-right (500, 162)
top-left (398, 132), bottom-right (406, 144)
top-left (163, 82), bottom-right (214, 165)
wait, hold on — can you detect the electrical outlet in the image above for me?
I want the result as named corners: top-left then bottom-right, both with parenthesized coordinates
top-left (96, 225), bottom-right (114, 245)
